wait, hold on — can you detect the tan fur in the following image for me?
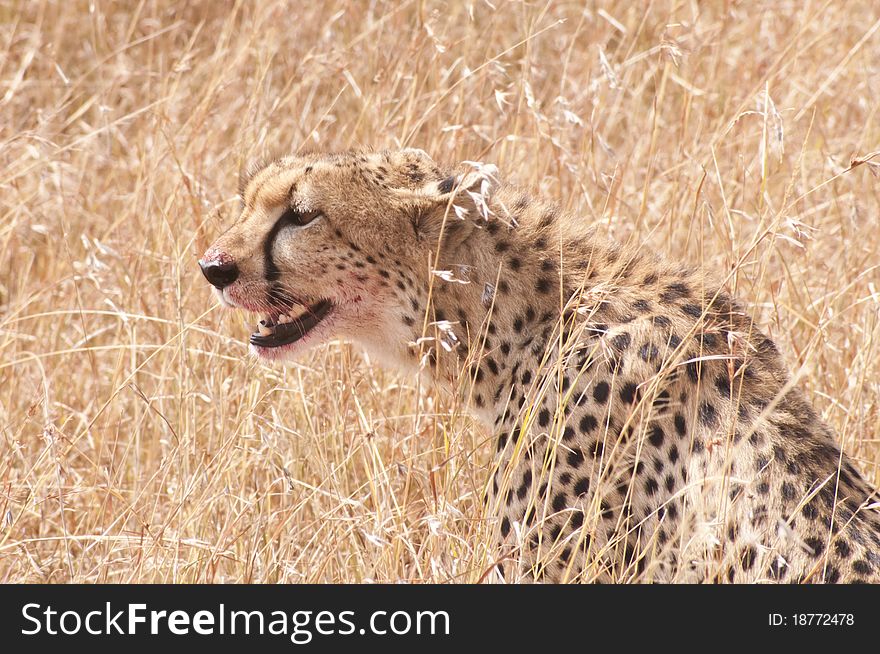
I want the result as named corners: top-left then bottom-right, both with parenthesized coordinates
top-left (201, 149), bottom-right (880, 583)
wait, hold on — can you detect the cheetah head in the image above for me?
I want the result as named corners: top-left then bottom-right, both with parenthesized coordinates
top-left (199, 148), bottom-right (497, 363)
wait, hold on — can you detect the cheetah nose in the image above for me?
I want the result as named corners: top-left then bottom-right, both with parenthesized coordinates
top-left (199, 258), bottom-right (239, 289)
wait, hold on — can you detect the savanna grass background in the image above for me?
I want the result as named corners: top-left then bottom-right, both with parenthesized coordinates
top-left (1, 0), bottom-right (879, 583)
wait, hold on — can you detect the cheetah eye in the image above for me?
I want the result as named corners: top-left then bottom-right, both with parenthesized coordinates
top-left (277, 207), bottom-right (323, 228)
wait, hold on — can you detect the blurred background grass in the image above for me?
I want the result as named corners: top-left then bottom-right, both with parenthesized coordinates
top-left (1, 0), bottom-right (878, 582)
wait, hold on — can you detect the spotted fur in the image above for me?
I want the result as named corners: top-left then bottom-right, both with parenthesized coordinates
top-left (201, 149), bottom-right (880, 583)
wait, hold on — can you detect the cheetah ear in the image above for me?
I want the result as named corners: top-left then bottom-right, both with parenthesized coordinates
top-left (401, 147), bottom-right (434, 161)
top-left (238, 154), bottom-right (280, 201)
top-left (409, 164), bottom-right (499, 248)
top-left (421, 163), bottom-right (499, 221)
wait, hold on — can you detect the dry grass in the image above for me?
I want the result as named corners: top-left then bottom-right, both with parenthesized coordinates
top-left (1, 0), bottom-right (879, 583)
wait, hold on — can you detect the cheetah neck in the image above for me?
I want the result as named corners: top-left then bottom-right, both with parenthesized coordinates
top-left (411, 188), bottom-right (640, 428)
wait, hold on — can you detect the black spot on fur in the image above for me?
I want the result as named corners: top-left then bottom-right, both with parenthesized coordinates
top-left (619, 382), bottom-right (637, 404)
top-left (632, 299), bottom-right (651, 313)
top-left (801, 501), bottom-right (819, 521)
top-left (804, 536), bottom-right (825, 556)
top-left (438, 176), bottom-right (455, 193)
top-left (681, 303), bottom-right (703, 319)
top-left (593, 382), bottom-right (610, 404)
top-left (686, 359), bottom-right (701, 383)
top-left (608, 353), bottom-right (624, 374)
top-left (741, 546), bottom-right (756, 571)
top-left (567, 449), bottom-right (588, 468)
top-left (674, 414), bottom-right (686, 437)
top-left (698, 402), bottom-right (718, 427)
top-left (517, 469), bottom-right (532, 500)
top-left (580, 414), bottom-right (598, 434)
top-left (649, 425), bottom-right (665, 447)
top-left (611, 332), bottom-right (632, 351)
top-left (652, 389), bottom-right (670, 409)
top-left (700, 332), bottom-right (718, 348)
top-left (552, 493), bottom-right (568, 512)
top-left (852, 559), bottom-right (872, 576)
top-left (660, 282), bottom-right (690, 302)
top-left (538, 408), bottom-right (551, 428)
top-left (639, 343), bottom-right (659, 362)
top-left (769, 557), bottom-right (786, 580)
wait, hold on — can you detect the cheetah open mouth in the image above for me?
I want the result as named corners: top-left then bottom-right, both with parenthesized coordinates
top-left (249, 299), bottom-right (334, 348)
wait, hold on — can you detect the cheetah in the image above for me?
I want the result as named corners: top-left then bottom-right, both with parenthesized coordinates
top-left (199, 148), bottom-right (880, 583)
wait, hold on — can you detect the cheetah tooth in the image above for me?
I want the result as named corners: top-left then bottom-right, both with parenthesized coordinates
top-left (258, 320), bottom-right (274, 336)
top-left (279, 314), bottom-right (291, 324)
